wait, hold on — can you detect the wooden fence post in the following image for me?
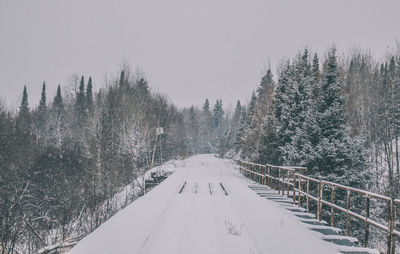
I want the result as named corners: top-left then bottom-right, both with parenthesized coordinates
top-left (317, 181), bottom-right (323, 221)
top-left (278, 168), bottom-right (281, 194)
top-left (287, 171), bottom-right (290, 198)
top-left (346, 190), bottom-right (351, 236)
top-left (293, 174), bottom-right (297, 204)
top-left (387, 199), bottom-right (392, 254)
top-left (364, 196), bottom-right (370, 248)
top-left (330, 187), bottom-right (335, 227)
top-left (306, 179), bottom-right (310, 213)
top-left (264, 166), bottom-right (267, 185)
top-left (298, 177), bottom-right (302, 207)
top-left (392, 202), bottom-right (396, 254)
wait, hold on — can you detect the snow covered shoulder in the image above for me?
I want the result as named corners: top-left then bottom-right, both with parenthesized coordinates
top-left (69, 154), bottom-right (340, 254)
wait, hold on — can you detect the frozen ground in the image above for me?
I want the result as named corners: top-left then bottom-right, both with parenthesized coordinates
top-left (69, 154), bottom-right (341, 254)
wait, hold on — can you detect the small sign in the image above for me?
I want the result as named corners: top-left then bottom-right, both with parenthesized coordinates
top-left (156, 127), bottom-right (164, 135)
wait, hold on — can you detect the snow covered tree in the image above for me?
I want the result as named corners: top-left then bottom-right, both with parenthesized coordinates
top-left (37, 82), bottom-right (47, 125)
top-left (305, 48), bottom-right (367, 186)
top-left (86, 77), bottom-right (94, 115)
top-left (187, 106), bottom-right (200, 153)
top-left (75, 76), bottom-right (86, 125)
top-left (49, 85), bottom-right (65, 154)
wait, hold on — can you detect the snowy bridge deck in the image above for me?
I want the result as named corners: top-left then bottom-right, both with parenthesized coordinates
top-left (69, 155), bottom-right (377, 254)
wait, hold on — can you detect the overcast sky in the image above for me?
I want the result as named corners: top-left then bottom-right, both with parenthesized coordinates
top-left (0, 0), bottom-right (399, 109)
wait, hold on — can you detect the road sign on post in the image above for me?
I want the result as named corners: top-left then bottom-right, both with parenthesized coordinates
top-left (156, 127), bottom-right (164, 135)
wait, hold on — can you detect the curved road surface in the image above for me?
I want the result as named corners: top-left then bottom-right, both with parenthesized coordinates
top-left (69, 154), bottom-right (341, 254)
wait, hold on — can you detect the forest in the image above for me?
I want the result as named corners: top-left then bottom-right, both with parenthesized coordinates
top-left (1, 45), bottom-right (400, 253)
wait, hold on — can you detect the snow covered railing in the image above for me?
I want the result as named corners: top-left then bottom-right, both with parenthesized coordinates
top-left (238, 160), bottom-right (399, 254)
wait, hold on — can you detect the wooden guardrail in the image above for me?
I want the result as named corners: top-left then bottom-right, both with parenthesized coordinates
top-left (238, 160), bottom-right (398, 254)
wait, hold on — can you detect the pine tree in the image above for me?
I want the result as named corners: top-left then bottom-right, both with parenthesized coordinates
top-left (50, 85), bottom-right (65, 153)
top-left (75, 76), bottom-right (86, 124)
top-left (233, 100), bottom-right (242, 124)
top-left (187, 106), bottom-right (199, 154)
top-left (53, 84), bottom-right (64, 114)
top-left (284, 50), bottom-right (314, 164)
top-left (19, 85), bottom-right (30, 122)
top-left (35, 82), bottom-right (48, 146)
top-left (257, 69), bottom-right (274, 98)
top-left (38, 82), bottom-right (47, 122)
top-left (136, 77), bottom-right (150, 97)
top-left (86, 77), bottom-right (94, 115)
top-left (273, 61), bottom-right (295, 154)
top-left (258, 112), bottom-right (281, 164)
top-left (202, 98), bottom-right (210, 113)
top-left (200, 98), bottom-right (212, 153)
top-left (119, 70), bottom-right (125, 88)
top-left (232, 100), bottom-right (244, 152)
top-left (306, 48), bottom-right (367, 186)
top-left (247, 92), bottom-right (257, 125)
top-left (311, 53), bottom-right (321, 99)
top-left (16, 85), bottom-right (33, 171)
top-left (212, 99), bottom-right (224, 129)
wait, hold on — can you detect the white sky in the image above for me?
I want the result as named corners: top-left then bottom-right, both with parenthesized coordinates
top-left (0, 0), bottom-right (399, 109)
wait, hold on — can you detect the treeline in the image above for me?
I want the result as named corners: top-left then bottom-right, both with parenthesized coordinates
top-left (0, 68), bottom-right (187, 253)
top-left (211, 46), bottom-right (400, 249)
top-left (217, 46), bottom-right (400, 192)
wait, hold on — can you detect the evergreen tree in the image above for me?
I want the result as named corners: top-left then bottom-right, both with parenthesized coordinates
top-left (273, 61), bottom-right (295, 154)
top-left (53, 85), bottom-right (64, 114)
top-left (306, 48), bottom-right (367, 185)
top-left (36, 82), bottom-right (48, 147)
top-left (136, 77), bottom-right (150, 97)
top-left (200, 98), bottom-right (212, 153)
top-left (202, 98), bottom-right (210, 113)
top-left (233, 100), bottom-right (242, 124)
top-left (247, 92), bottom-right (257, 125)
top-left (212, 99), bottom-right (224, 129)
top-left (38, 82), bottom-right (47, 122)
top-left (311, 53), bottom-right (321, 99)
top-left (16, 85), bottom-right (33, 172)
top-left (75, 76), bottom-right (86, 124)
top-left (119, 70), bottom-right (126, 88)
top-left (86, 77), bottom-right (94, 115)
top-left (50, 85), bottom-right (65, 153)
top-left (258, 112), bottom-right (281, 164)
top-left (187, 106), bottom-right (199, 154)
top-left (18, 85), bottom-right (30, 122)
top-left (257, 69), bottom-right (274, 98)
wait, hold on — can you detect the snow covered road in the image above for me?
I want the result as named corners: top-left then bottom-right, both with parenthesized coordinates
top-left (69, 154), bottom-right (340, 254)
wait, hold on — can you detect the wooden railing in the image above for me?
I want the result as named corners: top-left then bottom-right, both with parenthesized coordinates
top-left (238, 160), bottom-right (399, 254)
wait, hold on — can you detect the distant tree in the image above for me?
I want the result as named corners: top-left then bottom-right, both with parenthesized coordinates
top-left (37, 82), bottom-right (47, 124)
top-left (187, 106), bottom-right (199, 154)
top-left (119, 70), bottom-right (126, 88)
top-left (75, 76), bottom-right (86, 124)
top-left (18, 85), bottom-right (30, 127)
top-left (257, 69), bottom-right (274, 98)
top-left (86, 77), bottom-right (94, 115)
top-left (50, 85), bottom-right (65, 154)
top-left (53, 84), bottom-right (64, 113)
top-left (212, 99), bottom-right (224, 129)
